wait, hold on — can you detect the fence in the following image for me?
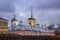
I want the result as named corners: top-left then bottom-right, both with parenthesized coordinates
top-left (0, 34), bottom-right (60, 40)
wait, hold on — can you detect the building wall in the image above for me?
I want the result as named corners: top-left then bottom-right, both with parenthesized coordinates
top-left (12, 21), bottom-right (19, 26)
top-left (8, 30), bottom-right (55, 36)
top-left (28, 20), bottom-right (35, 27)
top-left (0, 19), bottom-right (8, 34)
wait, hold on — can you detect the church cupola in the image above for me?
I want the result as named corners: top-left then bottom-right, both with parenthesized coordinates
top-left (11, 14), bottom-right (19, 26)
top-left (28, 7), bottom-right (36, 27)
top-left (11, 14), bottom-right (17, 21)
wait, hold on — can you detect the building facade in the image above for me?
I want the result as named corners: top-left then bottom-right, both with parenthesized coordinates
top-left (0, 17), bottom-right (8, 34)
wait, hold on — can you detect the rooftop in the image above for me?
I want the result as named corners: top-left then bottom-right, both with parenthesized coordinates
top-left (0, 17), bottom-right (8, 21)
top-left (28, 18), bottom-right (35, 20)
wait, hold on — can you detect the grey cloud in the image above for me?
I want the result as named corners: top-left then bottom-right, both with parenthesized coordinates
top-left (0, 0), bottom-right (60, 26)
top-left (0, 0), bottom-right (14, 12)
top-left (36, 0), bottom-right (60, 9)
top-left (0, 0), bottom-right (60, 12)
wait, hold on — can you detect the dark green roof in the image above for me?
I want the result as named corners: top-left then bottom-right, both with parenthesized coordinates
top-left (28, 18), bottom-right (35, 20)
top-left (0, 17), bottom-right (8, 21)
top-left (11, 18), bottom-right (18, 21)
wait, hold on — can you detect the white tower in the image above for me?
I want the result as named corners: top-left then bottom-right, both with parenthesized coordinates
top-left (11, 14), bottom-right (19, 26)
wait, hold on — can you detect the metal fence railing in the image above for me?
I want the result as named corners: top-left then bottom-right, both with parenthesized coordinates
top-left (0, 34), bottom-right (60, 40)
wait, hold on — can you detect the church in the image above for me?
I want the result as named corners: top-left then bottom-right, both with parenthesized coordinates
top-left (8, 7), bottom-right (55, 36)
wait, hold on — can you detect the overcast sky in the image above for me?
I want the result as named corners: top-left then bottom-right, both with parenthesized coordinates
top-left (0, 0), bottom-right (60, 26)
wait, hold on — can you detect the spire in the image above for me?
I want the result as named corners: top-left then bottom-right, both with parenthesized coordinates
top-left (14, 14), bottom-right (15, 19)
top-left (31, 6), bottom-right (33, 18)
top-left (11, 13), bottom-right (18, 21)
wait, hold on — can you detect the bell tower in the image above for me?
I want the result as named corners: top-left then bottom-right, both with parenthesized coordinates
top-left (11, 14), bottom-right (19, 26)
top-left (28, 7), bottom-right (36, 27)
